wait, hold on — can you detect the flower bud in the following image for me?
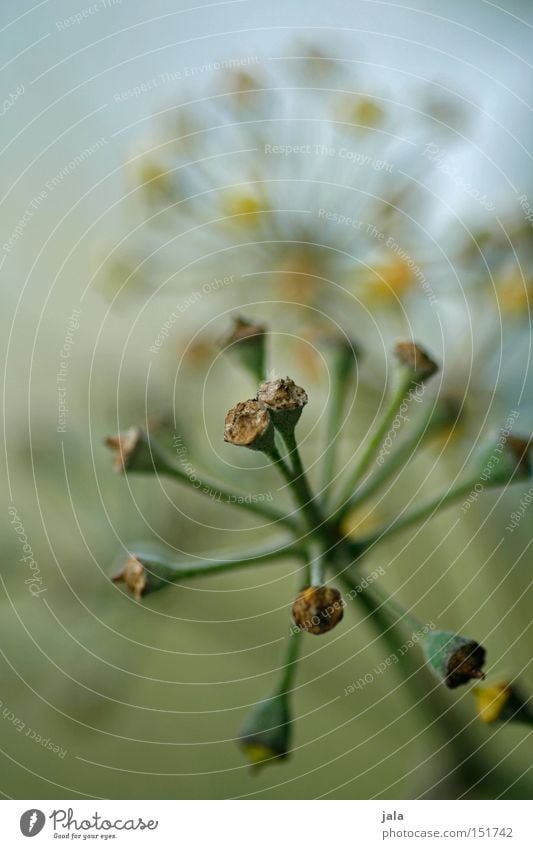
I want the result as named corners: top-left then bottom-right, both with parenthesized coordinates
top-left (256, 377), bottom-right (308, 436)
top-left (239, 692), bottom-right (292, 768)
top-left (475, 431), bottom-right (532, 485)
top-left (112, 556), bottom-right (148, 600)
top-left (292, 585), bottom-right (344, 635)
top-left (223, 399), bottom-right (275, 453)
top-left (421, 630), bottom-right (486, 689)
top-left (111, 554), bottom-right (175, 599)
top-left (105, 426), bottom-right (172, 475)
top-left (473, 680), bottom-right (533, 726)
top-left (222, 316), bottom-right (266, 383)
top-left (394, 340), bottom-right (438, 383)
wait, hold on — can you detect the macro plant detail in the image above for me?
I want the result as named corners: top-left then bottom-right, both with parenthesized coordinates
top-left (107, 317), bottom-right (533, 778)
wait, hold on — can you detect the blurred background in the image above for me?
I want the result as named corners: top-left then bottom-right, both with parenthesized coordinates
top-left (0, 0), bottom-right (532, 799)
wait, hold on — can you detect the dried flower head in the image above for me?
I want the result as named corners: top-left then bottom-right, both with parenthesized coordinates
top-left (292, 585), bottom-right (344, 635)
top-left (422, 630), bottom-right (486, 689)
top-left (112, 555), bottom-right (147, 600)
top-left (223, 399), bottom-right (275, 452)
top-left (256, 377), bottom-right (308, 435)
top-left (105, 427), bottom-right (144, 473)
top-left (394, 340), bottom-right (439, 382)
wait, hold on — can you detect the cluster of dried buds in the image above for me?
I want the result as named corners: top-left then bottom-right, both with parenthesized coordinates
top-left (105, 316), bottom-right (533, 769)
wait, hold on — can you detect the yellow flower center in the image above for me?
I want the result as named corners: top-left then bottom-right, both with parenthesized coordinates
top-left (360, 258), bottom-right (415, 303)
top-left (338, 95), bottom-right (384, 130)
top-left (473, 682), bottom-right (511, 723)
top-left (498, 274), bottom-right (532, 314)
top-left (222, 192), bottom-right (265, 226)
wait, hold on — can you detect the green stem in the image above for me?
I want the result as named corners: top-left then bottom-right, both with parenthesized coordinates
top-left (146, 436), bottom-right (300, 532)
top-left (338, 571), bottom-right (522, 797)
top-left (310, 549), bottom-right (326, 586)
top-left (334, 372), bottom-right (414, 518)
top-left (135, 540), bottom-right (304, 583)
top-left (267, 439), bottom-right (326, 537)
top-left (278, 628), bottom-right (303, 694)
top-left (358, 473), bottom-right (509, 549)
top-left (320, 351), bottom-right (354, 507)
top-left (342, 403), bottom-right (437, 516)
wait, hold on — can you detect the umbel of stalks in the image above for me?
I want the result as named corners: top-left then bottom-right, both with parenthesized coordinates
top-left (223, 399), bottom-right (275, 453)
top-left (421, 629), bottom-right (486, 689)
top-left (292, 585), bottom-right (344, 635)
top-left (256, 377), bottom-right (308, 436)
top-left (222, 315), bottom-right (266, 384)
top-left (239, 692), bottom-right (292, 768)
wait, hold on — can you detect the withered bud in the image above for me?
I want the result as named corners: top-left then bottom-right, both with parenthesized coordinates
top-left (239, 692), bottom-right (292, 768)
top-left (394, 340), bottom-right (438, 382)
top-left (506, 435), bottom-right (532, 478)
top-left (112, 555), bottom-right (147, 600)
top-left (445, 641), bottom-right (487, 689)
top-left (292, 585), bottom-right (344, 635)
top-left (223, 399), bottom-right (275, 453)
top-left (104, 426), bottom-right (174, 476)
top-left (256, 377), bottom-right (308, 435)
top-left (105, 427), bottom-right (144, 473)
top-left (422, 629), bottom-right (486, 689)
top-left (222, 316), bottom-right (266, 383)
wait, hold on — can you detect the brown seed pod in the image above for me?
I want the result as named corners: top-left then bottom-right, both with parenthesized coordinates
top-left (223, 399), bottom-right (275, 452)
top-left (506, 435), bottom-right (532, 477)
top-left (292, 585), bottom-right (344, 635)
top-left (257, 377), bottom-right (308, 434)
top-left (445, 640), bottom-right (486, 689)
top-left (112, 555), bottom-right (147, 600)
top-left (394, 341), bottom-right (438, 381)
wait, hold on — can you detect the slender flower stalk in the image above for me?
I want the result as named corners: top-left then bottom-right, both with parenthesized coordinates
top-left (239, 629), bottom-right (302, 768)
top-left (358, 453), bottom-right (531, 551)
top-left (320, 337), bottom-right (360, 506)
top-left (335, 341), bottom-right (438, 516)
top-left (337, 571), bottom-right (519, 796)
top-left (106, 426), bottom-right (299, 531)
top-left (113, 541), bottom-right (306, 599)
top-left (343, 396), bottom-right (460, 515)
